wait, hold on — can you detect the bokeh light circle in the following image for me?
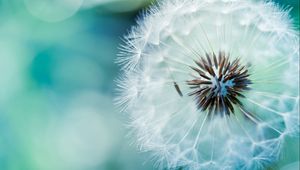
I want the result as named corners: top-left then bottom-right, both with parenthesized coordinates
top-left (24, 0), bottom-right (83, 22)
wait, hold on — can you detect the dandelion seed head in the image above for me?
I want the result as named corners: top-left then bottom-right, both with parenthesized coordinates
top-left (116, 0), bottom-right (300, 169)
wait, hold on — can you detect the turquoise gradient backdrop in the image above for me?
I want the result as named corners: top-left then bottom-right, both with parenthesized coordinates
top-left (0, 0), bottom-right (298, 170)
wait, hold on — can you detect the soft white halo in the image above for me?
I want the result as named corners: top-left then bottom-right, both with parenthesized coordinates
top-left (24, 0), bottom-right (83, 22)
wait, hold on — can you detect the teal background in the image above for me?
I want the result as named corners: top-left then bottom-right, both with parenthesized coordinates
top-left (0, 0), bottom-right (298, 170)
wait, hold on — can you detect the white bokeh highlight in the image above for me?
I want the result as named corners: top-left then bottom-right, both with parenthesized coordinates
top-left (24, 0), bottom-right (83, 22)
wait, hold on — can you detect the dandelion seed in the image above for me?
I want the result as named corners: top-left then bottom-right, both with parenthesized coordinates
top-left (116, 0), bottom-right (299, 169)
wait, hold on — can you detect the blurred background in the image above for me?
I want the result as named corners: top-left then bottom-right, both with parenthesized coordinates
top-left (0, 0), bottom-right (298, 170)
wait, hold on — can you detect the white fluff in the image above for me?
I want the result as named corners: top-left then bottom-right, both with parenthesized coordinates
top-left (116, 0), bottom-right (299, 169)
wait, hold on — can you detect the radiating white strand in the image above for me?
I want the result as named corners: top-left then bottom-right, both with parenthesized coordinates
top-left (193, 111), bottom-right (209, 149)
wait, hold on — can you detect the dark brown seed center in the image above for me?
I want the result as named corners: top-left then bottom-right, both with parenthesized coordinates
top-left (187, 51), bottom-right (252, 116)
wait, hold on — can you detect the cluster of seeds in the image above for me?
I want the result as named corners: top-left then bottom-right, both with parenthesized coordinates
top-left (187, 52), bottom-right (252, 116)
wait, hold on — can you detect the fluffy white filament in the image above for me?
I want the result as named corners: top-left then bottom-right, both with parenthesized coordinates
top-left (116, 0), bottom-right (299, 169)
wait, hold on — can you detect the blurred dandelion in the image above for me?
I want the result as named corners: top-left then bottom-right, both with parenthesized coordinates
top-left (116, 0), bottom-right (299, 169)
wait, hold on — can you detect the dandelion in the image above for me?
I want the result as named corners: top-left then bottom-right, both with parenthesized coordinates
top-left (116, 0), bottom-right (299, 169)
